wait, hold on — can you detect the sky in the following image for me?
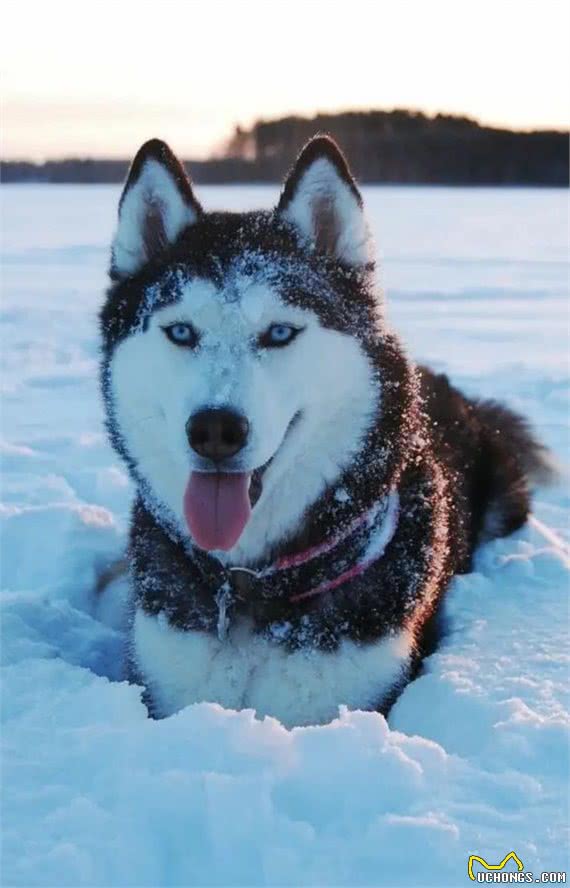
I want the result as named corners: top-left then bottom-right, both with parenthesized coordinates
top-left (1, 0), bottom-right (569, 161)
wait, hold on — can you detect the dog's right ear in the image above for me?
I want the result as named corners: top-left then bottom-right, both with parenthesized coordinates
top-left (111, 139), bottom-right (201, 280)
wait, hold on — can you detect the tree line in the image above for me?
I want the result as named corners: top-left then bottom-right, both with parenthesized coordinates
top-left (2, 110), bottom-right (568, 185)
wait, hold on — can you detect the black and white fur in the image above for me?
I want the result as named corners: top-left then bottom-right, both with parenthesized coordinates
top-left (100, 136), bottom-right (549, 727)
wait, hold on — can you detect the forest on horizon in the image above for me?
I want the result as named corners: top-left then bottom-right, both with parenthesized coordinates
top-left (2, 110), bottom-right (568, 186)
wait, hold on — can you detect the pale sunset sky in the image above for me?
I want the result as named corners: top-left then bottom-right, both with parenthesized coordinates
top-left (1, 0), bottom-right (569, 161)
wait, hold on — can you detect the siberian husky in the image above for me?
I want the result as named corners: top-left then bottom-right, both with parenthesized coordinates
top-left (100, 136), bottom-right (549, 727)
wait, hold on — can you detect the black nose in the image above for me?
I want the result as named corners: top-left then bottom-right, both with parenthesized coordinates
top-left (186, 408), bottom-right (250, 462)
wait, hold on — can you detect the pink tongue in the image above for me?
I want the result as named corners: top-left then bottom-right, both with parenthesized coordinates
top-left (183, 472), bottom-right (252, 551)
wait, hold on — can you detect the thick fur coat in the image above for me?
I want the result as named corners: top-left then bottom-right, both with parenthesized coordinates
top-left (100, 136), bottom-right (547, 726)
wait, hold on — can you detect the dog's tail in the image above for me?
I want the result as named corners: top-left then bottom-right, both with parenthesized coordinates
top-left (475, 399), bottom-right (557, 540)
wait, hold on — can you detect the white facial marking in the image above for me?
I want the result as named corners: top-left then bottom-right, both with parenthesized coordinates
top-left (134, 609), bottom-right (412, 728)
top-left (109, 274), bottom-right (378, 562)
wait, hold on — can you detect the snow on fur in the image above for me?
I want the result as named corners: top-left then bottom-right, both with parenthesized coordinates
top-left (1, 183), bottom-right (568, 887)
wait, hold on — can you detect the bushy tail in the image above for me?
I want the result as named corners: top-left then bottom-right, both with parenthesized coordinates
top-left (475, 399), bottom-right (556, 540)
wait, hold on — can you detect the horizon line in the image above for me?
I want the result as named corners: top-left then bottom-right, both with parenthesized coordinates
top-left (2, 107), bottom-right (569, 165)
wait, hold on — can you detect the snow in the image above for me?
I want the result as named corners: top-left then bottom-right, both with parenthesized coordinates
top-left (1, 183), bottom-right (569, 886)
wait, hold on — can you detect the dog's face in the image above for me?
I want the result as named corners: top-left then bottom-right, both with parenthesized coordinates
top-left (101, 138), bottom-right (382, 561)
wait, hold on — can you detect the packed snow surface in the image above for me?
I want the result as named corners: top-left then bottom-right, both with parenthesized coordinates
top-left (1, 185), bottom-right (569, 887)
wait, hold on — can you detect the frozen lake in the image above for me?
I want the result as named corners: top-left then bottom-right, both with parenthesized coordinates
top-left (1, 184), bottom-right (569, 886)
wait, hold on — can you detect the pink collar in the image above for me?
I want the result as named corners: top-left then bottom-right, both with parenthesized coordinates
top-left (228, 491), bottom-right (400, 604)
top-left (287, 491), bottom-right (400, 602)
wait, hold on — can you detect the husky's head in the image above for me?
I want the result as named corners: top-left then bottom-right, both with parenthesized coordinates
top-left (101, 137), bottom-right (383, 563)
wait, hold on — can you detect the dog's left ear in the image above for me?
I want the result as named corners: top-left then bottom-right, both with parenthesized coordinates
top-left (111, 139), bottom-right (202, 279)
top-left (276, 136), bottom-right (373, 267)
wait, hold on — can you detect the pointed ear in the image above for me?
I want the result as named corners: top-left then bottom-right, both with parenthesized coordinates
top-left (111, 139), bottom-right (201, 279)
top-left (276, 136), bottom-right (373, 267)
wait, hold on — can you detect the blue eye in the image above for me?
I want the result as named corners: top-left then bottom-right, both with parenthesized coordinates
top-left (163, 323), bottom-right (199, 348)
top-left (259, 324), bottom-right (303, 349)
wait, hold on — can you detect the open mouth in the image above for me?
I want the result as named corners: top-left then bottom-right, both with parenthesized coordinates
top-left (183, 412), bottom-right (301, 552)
